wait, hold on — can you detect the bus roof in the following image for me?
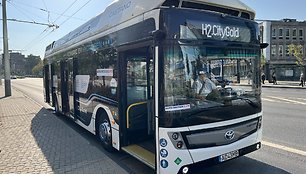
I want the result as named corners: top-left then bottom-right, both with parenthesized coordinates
top-left (45, 0), bottom-right (255, 58)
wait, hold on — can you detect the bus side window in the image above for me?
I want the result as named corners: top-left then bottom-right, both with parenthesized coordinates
top-left (126, 57), bottom-right (148, 105)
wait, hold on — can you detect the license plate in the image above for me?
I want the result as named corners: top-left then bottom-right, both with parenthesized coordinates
top-left (219, 150), bottom-right (239, 162)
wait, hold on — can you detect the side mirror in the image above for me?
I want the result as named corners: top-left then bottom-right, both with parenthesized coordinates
top-left (260, 43), bottom-right (269, 49)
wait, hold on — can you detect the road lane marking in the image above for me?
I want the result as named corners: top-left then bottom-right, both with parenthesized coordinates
top-left (262, 141), bottom-right (306, 157)
top-left (269, 96), bottom-right (306, 105)
top-left (262, 98), bottom-right (275, 102)
top-left (296, 98), bottom-right (306, 101)
top-left (262, 97), bottom-right (291, 104)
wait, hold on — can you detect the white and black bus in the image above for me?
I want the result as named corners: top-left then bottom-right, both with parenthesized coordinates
top-left (43, 0), bottom-right (267, 173)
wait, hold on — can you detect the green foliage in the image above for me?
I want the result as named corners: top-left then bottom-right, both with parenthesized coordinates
top-left (288, 44), bottom-right (305, 70)
top-left (32, 60), bottom-right (43, 77)
top-left (260, 54), bottom-right (266, 69)
top-left (25, 54), bottom-right (41, 75)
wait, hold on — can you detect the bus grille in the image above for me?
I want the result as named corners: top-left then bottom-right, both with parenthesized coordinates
top-left (182, 117), bottom-right (259, 149)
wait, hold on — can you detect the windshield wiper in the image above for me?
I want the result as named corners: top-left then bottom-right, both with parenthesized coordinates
top-left (236, 97), bottom-right (260, 108)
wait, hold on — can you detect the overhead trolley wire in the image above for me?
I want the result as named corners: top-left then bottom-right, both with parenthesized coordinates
top-left (7, 0), bottom-right (38, 22)
top-left (53, 0), bottom-right (79, 23)
top-left (7, 1), bottom-right (61, 26)
top-left (21, 0), bottom-right (80, 51)
top-left (41, 0), bottom-right (49, 12)
top-left (22, 27), bottom-right (52, 51)
top-left (8, 0), bottom-right (49, 12)
top-left (22, 0), bottom-right (93, 53)
top-left (58, 0), bottom-right (92, 26)
top-left (41, 0), bottom-right (52, 23)
top-left (10, 0), bottom-right (86, 21)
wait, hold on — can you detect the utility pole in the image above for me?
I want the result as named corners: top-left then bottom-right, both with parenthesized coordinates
top-left (2, 0), bottom-right (11, 96)
top-left (0, 55), bottom-right (2, 85)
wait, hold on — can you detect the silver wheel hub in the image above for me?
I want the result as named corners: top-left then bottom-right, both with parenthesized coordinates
top-left (99, 120), bottom-right (111, 142)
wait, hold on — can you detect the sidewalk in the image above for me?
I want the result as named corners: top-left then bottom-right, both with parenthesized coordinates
top-left (0, 85), bottom-right (128, 174)
top-left (237, 79), bottom-right (305, 89)
top-left (262, 81), bottom-right (306, 89)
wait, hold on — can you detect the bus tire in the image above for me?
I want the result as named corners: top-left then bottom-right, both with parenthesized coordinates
top-left (97, 113), bottom-right (114, 151)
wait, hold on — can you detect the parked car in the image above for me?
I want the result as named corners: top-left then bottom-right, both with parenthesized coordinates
top-left (214, 76), bottom-right (233, 86)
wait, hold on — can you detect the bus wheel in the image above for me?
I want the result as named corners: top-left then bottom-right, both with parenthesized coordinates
top-left (97, 115), bottom-right (113, 151)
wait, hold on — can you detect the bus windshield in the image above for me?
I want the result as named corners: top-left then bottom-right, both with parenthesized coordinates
top-left (163, 44), bottom-right (261, 127)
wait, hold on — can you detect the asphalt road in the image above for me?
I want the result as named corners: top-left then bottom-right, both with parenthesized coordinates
top-left (11, 78), bottom-right (306, 174)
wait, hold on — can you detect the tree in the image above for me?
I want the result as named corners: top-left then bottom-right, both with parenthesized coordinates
top-left (288, 44), bottom-right (306, 72)
top-left (261, 54), bottom-right (266, 70)
top-left (25, 54), bottom-right (41, 75)
top-left (32, 60), bottom-right (43, 77)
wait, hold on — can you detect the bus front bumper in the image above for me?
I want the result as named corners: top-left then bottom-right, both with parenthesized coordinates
top-left (177, 142), bottom-right (261, 174)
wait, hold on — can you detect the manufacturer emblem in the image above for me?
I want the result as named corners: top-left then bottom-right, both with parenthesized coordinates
top-left (224, 130), bottom-right (235, 140)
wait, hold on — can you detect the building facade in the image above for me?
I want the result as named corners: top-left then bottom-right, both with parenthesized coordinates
top-left (10, 52), bottom-right (26, 76)
top-left (260, 19), bottom-right (306, 81)
top-left (1, 52), bottom-right (41, 77)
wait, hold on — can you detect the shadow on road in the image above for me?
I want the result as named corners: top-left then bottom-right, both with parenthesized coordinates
top-left (0, 96), bottom-right (8, 99)
top-left (192, 155), bottom-right (290, 174)
top-left (30, 108), bottom-right (130, 174)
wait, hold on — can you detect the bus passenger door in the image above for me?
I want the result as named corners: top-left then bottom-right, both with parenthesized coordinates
top-left (60, 61), bottom-right (69, 114)
top-left (43, 64), bottom-right (50, 104)
top-left (124, 48), bottom-right (153, 141)
top-left (67, 58), bottom-right (74, 116)
top-left (53, 61), bottom-right (62, 111)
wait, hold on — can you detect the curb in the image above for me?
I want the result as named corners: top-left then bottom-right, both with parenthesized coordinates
top-left (262, 85), bottom-right (306, 89)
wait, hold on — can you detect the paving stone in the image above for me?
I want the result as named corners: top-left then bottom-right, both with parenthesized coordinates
top-left (0, 87), bottom-right (128, 174)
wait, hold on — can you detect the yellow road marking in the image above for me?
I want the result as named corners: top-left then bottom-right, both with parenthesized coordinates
top-left (262, 141), bottom-right (306, 157)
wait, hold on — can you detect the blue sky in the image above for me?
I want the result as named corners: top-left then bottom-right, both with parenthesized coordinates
top-left (241, 0), bottom-right (306, 21)
top-left (0, 0), bottom-right (113, 58)
top-left (1, 0), bottom-right (306, 58)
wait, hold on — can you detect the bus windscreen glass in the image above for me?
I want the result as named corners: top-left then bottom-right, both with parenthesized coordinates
top-left (162, 45), bottom-right (261, 127)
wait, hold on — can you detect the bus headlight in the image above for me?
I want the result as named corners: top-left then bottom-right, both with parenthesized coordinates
top-left (256, 143), bottom-right (261, 149)
top-left (257, 116), bottom-right (262, 129)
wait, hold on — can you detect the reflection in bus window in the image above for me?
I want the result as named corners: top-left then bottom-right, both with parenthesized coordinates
top-left (127, 57), bottom-right (147, 104)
